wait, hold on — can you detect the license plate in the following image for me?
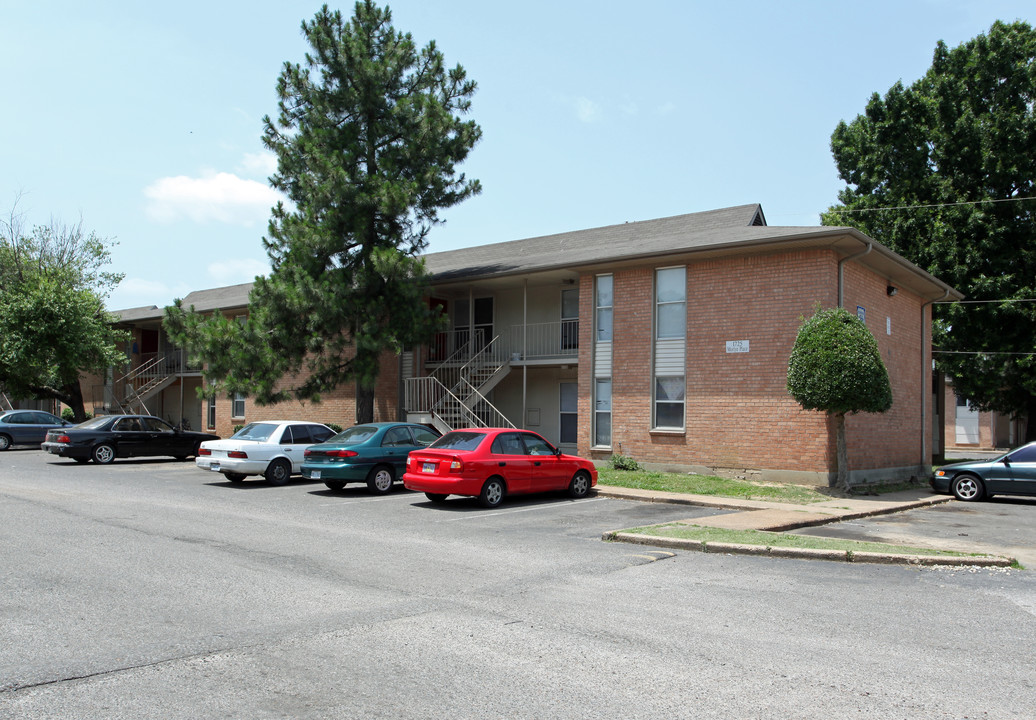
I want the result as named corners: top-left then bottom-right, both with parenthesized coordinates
top-left (209, 462), bottom-right (220, 472)
top-left (311, 470), bottom-right (321, 479)
top-left (422, 462), bottom-right (436, 473)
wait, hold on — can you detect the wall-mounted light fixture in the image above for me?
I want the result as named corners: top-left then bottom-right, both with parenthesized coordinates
top-left (886, 285), bottom-right (898, 296)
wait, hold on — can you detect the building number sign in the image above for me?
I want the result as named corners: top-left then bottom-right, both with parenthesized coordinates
top-left (725, 340), bottom-right (750, 354)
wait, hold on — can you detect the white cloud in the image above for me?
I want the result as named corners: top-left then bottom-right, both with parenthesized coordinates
top-left (574, 96), bottom-right (600, 123)
top-left (144, 170), bottom-right (281, 226)
top-left (238, 151), bottom-right (278, 179)
top-left (206, 257), bottom-right (268, 285)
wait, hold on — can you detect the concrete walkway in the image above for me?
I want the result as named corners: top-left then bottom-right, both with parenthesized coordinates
top-left (596, 485), bottom-right (1016, 567)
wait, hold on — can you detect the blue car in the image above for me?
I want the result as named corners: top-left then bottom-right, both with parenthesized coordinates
top-left (0, 410), bottom-right (70, 451)
top-left (932, 441), bottom-right (1036, 501)
top-left (301, 422), bottom-right (440, 494)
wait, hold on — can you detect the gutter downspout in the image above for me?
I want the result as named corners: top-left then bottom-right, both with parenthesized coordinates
top-left (837, 241), bottom-right (872, 308)
top-left (522, 279), bottom-right (528, 429)
top-left (921, 290), bottom-right (951, 468)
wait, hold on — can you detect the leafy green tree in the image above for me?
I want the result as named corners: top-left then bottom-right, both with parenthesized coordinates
top-left (0, 210), bottom-right (128, 421)
top-left (822, 20), bottom-right (1036, 441)
top-left (787, 307), bottom-right (893, 491)
top-left (166, 1), bottom-right (480, 423)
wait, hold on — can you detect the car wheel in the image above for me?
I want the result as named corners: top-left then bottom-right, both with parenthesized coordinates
top-left (366, 465), bottom-right (394, 494)
top-left (425, 492), bottom-right (448, 503)
top-left (92, 444), bottom-right (116, 464)
top-left (324, 480), bottom-right (345, 492)
top-left (0, 434), bottom-right (11, 451)
top-left (223, 472), bottom-right (246, 483)
top-left (265, 458), bottom-right (292, 486)
top-left (478, 477), bottom-right (506, 508)
top-left (951, 474), bottom-right (985, 502)
top-left (568, 470), bottom-right (592, 498)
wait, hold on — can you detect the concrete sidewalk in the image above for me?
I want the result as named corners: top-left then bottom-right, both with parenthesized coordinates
top-left (595, 484), bottom-right (952, 531)
top-left (595, 484), bottom-right (1016, 567)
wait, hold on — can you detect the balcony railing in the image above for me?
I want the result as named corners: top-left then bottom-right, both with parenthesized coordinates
top-left (426, 321), bottom-right (579, 366)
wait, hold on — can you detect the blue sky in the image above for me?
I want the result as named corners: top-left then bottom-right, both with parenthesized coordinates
top-left (3, 1), bottom-right (1033, 311)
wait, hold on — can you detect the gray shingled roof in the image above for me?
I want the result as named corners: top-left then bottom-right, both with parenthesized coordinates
top-left (113, 204), bottom-right (959, 318)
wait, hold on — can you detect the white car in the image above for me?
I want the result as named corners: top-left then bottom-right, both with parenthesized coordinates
top-left (196, 420), bottom-right (335, 485)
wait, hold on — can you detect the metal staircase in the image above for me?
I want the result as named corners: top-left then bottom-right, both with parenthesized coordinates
top-left (405, 331), bottom-right (516, 433)
top-left (106, 351), bottom-right (184, 415)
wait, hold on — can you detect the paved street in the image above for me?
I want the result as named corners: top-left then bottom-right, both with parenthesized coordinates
top-left (2, 449), bottom-right (1035, 719)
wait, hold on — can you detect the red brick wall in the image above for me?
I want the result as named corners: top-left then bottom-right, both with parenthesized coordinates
top-left (577, 248), bottom-right (931, 482)
top-left (209, 349), bottom-right (400, 438)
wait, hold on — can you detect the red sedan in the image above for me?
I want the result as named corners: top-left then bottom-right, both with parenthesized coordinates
top-left (403, 428), bottom-right (597, 508)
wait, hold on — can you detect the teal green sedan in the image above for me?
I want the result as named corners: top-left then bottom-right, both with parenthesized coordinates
top-left (301, 422), bottom-right (441, 494)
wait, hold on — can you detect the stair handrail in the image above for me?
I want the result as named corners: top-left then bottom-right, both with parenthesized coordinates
top-left (454, 377), bottom-right (516, 428)
top-left (429, 377), bottom-right (489, 430)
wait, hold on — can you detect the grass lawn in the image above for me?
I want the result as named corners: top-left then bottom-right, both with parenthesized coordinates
top-left (596, 467), bottom-right (833, 505)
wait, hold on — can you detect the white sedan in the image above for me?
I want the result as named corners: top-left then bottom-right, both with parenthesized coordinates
top-left (196, 420), bottom-right (336, 485)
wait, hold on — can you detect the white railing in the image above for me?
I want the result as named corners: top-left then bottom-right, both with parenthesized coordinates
top-left (508, 320), bottom-right (579, 360)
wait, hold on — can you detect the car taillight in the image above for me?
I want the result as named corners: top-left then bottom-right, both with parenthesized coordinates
top-left (449, 458), bottom-right (463, 472)
top-left (198, 448), bottom-right (211, 456)
top-left (228, 451), bottom-right (248, 459)
top-left (57, 435), bottom-right (70, 443)
top-left (327, 450), bottom-right (358, 458)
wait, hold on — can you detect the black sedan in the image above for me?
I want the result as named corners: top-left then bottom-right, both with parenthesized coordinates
top-left (932, 441), bottom-right (1036, 501)
top-left (41, 415), bottom-right (219, 464)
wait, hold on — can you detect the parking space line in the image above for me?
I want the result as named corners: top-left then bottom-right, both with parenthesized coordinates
top-left (438, 496), bottom-right (605, 522)
top-left (316, 493), bottom-right (419, 507)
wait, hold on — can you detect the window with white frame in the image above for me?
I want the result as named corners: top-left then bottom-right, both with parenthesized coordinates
top-left (207, 395), bottom-right (216, 428)
top-left (594, 379), bottom-right (612, 447)
top-left (654, 377), bottom-right (685, 429)
top-left (654, 267), bottom-right (686, 429)
top-left (559, 382), bottom-right (577, 444)
top-left (595, 275), bottom-right (613, 342)
top-left (231, 393), bottom-right (246, 419)
top-left (655, 267), bottom-right (686, 340)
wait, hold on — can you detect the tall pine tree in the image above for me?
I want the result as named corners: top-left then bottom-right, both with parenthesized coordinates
top-left (167, 1), bottom-right (481, 422)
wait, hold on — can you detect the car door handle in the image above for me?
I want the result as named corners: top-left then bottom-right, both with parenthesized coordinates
top-left (498, 462), bottom-right (506, 467)
top-left (534, 461), bottom-right (541, 466)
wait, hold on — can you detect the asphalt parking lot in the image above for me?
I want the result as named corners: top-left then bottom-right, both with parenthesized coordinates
top-left (3, 448), bottom-right (1035, 719)
top-left (792, 493), bottom-right (1036, 567)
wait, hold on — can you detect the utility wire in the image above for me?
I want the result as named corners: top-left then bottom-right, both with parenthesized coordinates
top-left (826, 195), bottom-right (1036, 214)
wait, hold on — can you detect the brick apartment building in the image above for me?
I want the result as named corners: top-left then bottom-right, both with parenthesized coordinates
top-left (95, 204), bottom-right (960, 486)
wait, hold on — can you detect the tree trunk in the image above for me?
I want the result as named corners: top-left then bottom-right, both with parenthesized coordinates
top-left (355, 379), bottom-right (375, 425)
top-left (62, 381), bottom-right (88, 422)
top-left (834, 412), bottom-right (851, 493)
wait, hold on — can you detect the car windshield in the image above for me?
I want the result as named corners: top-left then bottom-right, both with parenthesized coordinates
top-left (231, 422), bottom-right (280, 442)
top-left (329, 426), bottom-right (378, 445)
top-left (429, 431), bottom-right (486, 452)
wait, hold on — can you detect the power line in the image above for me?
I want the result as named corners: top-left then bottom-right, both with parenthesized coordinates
top-left (828, 195), bottom-right (1036, 214)
top-left (934, 298), bottom-right (1036, 304)
top-left (934, 350), bottom-right (1034, 356)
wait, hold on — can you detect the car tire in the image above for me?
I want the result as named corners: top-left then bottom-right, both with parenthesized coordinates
top-left (568, 470), bottom-right (592, 498)
top-left (324, 480), bottom-right (345, 492)
top-left (265, 458), bottom-right (292, 486)
top-left (951, 474), bottom-right (985, 502)
top-left (425, 492), bottom-right (449, 503)
top-left (0, 434), bottom-right (11, 451)
top-left (223, 472), bottom-right (246, 483)
top-left (92, 444), bottom-right (116, 464)
top-left (366, 465), bottom-right (394, 494)
top-left (478, 477), bottom-right (506, 508)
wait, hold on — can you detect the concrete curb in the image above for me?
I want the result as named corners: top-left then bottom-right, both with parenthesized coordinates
top-left (603, 531), bottom-right (1016, 567)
